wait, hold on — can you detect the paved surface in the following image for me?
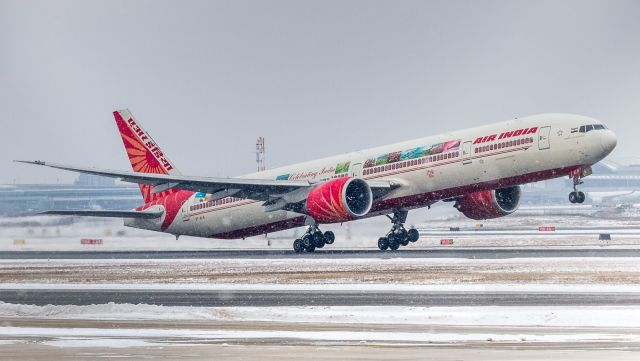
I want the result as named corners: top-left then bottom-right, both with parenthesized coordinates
top-left (3, 289), bottom-right (640, 306)
top-left (3, 247), bottom-right (640, 259)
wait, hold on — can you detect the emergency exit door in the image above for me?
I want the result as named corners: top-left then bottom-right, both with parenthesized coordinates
top-left (462, 141), bottom-right (472, 164)
top-left (538, 126), bottom-right (551, 150)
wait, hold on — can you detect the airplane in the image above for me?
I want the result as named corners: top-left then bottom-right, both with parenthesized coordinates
top-left (16, 110), bottom-right (617, 252)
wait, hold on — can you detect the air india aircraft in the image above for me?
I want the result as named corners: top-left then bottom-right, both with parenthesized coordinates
top-left (17, 110), bottom-right (617, 252)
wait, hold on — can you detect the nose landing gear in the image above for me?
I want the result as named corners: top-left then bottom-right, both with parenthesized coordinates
top-left (569, 170), bottom-right (586, 204)
top-left (377, 210), bottom-right (420, 251)
top-left (569, 190), bottom-right (585, 204)
top-left (293, 225), bottom-right (335, 253)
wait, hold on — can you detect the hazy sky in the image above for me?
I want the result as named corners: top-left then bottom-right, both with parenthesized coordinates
top-left (1, 0), bottom-right (639, 184)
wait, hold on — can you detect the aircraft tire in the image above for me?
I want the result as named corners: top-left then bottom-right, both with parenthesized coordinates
top-left (293, 239), bottom-right (304, 253)
top-left (313, 232), bottom-right (325, 248)
top-left (302, 235), bottom-right (313, 249)
top-left (408, 228), bottom-right (419, 242)
top-left (323, 231), bottom-right (335, 245)
top-left (378, 237), bottom-right (389, 251)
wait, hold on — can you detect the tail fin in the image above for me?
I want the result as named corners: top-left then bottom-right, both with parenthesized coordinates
top-left (113, 109), bottom-right (181, 203)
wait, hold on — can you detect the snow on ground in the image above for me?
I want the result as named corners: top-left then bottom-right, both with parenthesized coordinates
top-left (2, 302), bottom-right (640, 327)
top-left (3, 256), bottom-right (640, 286)
top-left (2, 303), bottom-right (640, 346)
top-left (2, 326), bottom-right (638, 346)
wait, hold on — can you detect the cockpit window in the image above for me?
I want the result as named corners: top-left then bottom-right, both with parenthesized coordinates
top-left (579, 124), bottom-right (605, 133)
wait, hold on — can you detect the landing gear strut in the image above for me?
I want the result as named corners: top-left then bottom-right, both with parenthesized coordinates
top-left (377, 210), bottom-right (419, 251)
top-left (569, 172), bottom-right (586, 204)
top-left (293, 225), bottom-right (334, 253)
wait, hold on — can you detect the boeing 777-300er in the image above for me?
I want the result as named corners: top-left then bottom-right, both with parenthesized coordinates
top-left (16, 110), bottom-right (617, 252)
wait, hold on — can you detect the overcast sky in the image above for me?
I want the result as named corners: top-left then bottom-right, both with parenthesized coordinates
top-left (1, 0), bottom-right (639, 184)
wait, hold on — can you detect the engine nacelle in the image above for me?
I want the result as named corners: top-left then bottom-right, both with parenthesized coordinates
top-left (454, 186), bottom-right (521, 220)
top-left (305, 177), bottom-right (373, 223)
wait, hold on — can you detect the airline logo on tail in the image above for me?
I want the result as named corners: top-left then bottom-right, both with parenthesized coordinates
top-left (125, 116), bottom-right (175, 172)
top-left (113, 110), bottom-right (182, 203)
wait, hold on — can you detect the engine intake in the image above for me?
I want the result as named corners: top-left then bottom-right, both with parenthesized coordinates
top-left (454, 186), bottom-right (521, 220)
top-left (305, 177), bottom-right (373, 223)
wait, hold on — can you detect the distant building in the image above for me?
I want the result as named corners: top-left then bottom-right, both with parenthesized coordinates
top-left (74, 174), bottom-right (116, 187)
top-left (0, 181), bottom-right (141, 216)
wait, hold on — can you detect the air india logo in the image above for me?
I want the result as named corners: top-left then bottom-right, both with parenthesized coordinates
top-left (124, 118), bottom-right (174, 173)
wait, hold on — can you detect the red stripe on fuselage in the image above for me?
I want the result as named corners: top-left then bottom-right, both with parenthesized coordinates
top-left (210, 216), bottom-right (307, 239)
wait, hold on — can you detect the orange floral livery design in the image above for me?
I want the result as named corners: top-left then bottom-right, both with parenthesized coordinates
top-left (113, 110), bottom-right (181, 203)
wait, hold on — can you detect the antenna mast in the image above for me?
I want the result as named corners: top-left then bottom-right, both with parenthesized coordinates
top-left (256, 136), bottom-right (266, 172)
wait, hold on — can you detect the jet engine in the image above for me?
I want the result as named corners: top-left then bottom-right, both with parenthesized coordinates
top-left (454, 185), bottom-right (521, 220)
top-left (305, 177), bottom-right (373, 223)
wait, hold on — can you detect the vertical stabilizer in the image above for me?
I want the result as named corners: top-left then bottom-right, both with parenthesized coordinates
top-left (113, 109), bottom-right (181, 203)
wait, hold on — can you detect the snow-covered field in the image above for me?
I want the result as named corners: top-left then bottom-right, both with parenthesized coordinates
top-left (2, 256), bottom-right (640, 286)
top-left (2, 303), bottom-right (640, 347)
top-left (3, 302), bottom-right (640, 328)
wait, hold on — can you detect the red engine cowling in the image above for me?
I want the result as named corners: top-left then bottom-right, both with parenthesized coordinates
top-left (305, 177), bottom-right (373, 223)
top-left (454, 186), bottom-right (521, 220)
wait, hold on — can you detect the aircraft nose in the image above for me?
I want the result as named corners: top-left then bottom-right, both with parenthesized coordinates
top-left (600, 129), bottom-right (617, 155)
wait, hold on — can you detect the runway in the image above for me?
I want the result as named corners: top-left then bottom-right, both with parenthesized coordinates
top-left (2, 247), bottom-right (640, 259)
top-left (3, 289), bottom-right (640, 307)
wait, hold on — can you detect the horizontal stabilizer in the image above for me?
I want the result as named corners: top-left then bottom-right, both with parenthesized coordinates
top-left (38, 210), bottom-right (163, 219)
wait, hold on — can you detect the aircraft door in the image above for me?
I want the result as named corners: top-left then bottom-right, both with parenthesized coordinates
top-left (462, 141), bottom-right (472, 164)
top-left (350, 163), bottom-right (363, 178)
top-left (538, 126), bottom-right (551, 150)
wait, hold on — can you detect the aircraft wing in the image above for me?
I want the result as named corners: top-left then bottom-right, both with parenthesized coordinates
top-left (15, 160), bottom-right (398, 204)
top-left (38, 209), bottom-right (164, 218)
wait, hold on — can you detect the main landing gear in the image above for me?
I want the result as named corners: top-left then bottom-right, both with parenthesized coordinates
top-left (569, 172), bottom-right (586, 204)
top-left (377, 210), bottom-right (419, 251)
top-left (293, 225), bottom-right (335, 253)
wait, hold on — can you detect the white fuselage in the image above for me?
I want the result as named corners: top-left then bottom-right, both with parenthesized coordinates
top-left (126, 113), bottom-right (617, 239)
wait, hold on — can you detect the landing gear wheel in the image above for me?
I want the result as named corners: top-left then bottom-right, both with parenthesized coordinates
top-left (305, 244), bottom-right (316, 253)
top-left (576, 191), bottom-right (586, 203)
top-left (407, 228), bottom-right (419, 243)
top-left (396, 229), bottom-right (408, 246)
top-left (569, 192), bottom-right (578, 203)
top-left (378, 237), bottom-right (389, 251)
top-left (378, 210), bottom-right (411, 251)
top-left (312, 232), bottom-right (325, 248)
top-left (323, 231), bottom-right (335, 245)
top-left (293, 239), bottom-right (304, 253)
top-left (302, 235), bottom-right (313, 249)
